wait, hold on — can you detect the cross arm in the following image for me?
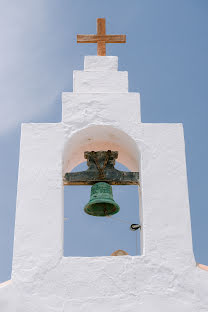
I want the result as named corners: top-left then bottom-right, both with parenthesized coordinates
top-left (77, 34), bottom-right (126, 43)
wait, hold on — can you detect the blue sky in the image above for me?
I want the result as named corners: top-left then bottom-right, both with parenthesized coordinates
top-left (0, 0), bottom-right (208, 282)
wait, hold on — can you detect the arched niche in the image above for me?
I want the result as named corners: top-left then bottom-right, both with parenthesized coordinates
top-left (63, 125), bottom-right (143, 257)
top-left (63, 125), bottom-right (141, 174)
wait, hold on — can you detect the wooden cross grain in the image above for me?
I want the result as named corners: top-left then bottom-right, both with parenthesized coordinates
top-left (77, 18), bottom-right (126, 56)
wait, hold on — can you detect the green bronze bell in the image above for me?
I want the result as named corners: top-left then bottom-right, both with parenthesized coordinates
top-left (84, 182), bottom-right (120, 217)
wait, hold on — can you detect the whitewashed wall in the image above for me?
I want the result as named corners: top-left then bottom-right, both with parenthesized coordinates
top-left (0, 56), bottom-right (207, 311)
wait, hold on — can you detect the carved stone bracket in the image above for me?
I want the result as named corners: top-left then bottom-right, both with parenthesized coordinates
top-left (64, 150), bottom-right (139, 185)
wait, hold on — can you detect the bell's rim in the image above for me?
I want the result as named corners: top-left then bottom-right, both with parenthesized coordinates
top-left (84, 198), bottom-right (120, 217)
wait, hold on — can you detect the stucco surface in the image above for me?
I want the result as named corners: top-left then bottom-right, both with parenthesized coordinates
top-left (73, 70), bottom-right (128, 93)
top-left (0, 56), bottom-right (207, 311)
top-left (84, 56), bottom-right (118, 71)
top-left (62, 92), bottom-right (141, 128)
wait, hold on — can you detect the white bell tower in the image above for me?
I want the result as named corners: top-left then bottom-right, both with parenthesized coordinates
top-left (0, 18), bottom-right (207, 312)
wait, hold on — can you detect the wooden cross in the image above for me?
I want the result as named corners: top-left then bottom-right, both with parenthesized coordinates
top-left (77, 18), bottom-right (126, 56)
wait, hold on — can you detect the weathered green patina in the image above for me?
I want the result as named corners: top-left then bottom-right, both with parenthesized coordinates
top-left (84, 182), bottom-right (120, 216)
top-left (64, 150), bottom-right (139, 185)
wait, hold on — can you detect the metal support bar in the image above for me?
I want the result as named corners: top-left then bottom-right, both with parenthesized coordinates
top-left (64, 150), bottom-right (139, 186)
